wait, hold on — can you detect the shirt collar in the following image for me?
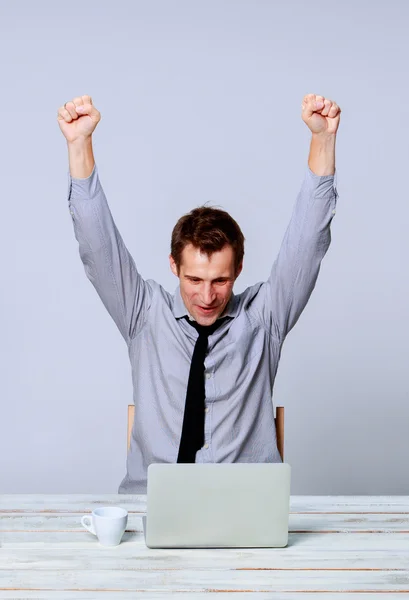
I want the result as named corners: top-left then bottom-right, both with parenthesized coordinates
top-left (172, 285), bottom-right (239, 320)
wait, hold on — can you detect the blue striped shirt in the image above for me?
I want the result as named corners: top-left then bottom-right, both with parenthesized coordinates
top-left (67, 164), bottom-right (338, 493)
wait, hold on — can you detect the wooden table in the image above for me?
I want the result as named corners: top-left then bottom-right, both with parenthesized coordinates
top-left (1, 495), bottom-right (409, 598)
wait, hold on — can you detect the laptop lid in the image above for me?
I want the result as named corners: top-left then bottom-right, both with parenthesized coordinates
top-left (145, 463), bottom-right (291, 548)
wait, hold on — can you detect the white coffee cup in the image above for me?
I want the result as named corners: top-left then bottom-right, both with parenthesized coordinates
top-left (81, 506), bottom-right (128, 547)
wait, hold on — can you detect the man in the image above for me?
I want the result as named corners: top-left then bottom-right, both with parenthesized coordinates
top-left (58, 93), bottom-right (340, 493)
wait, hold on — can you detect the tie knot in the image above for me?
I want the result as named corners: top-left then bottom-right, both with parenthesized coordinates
top-left (185, 316), bottom-right (229, 337)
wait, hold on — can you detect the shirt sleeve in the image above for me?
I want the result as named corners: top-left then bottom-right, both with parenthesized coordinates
top-left (67, 164), bottom-right (152, 344)
top-left (250, 164), bottom-right (339, 343)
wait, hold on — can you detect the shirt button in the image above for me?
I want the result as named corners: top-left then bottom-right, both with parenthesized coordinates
top-left (332, 209), bottom-right (336, 215)
top-left (205, 407), bottom-right (209, 413)
top-left (70, 211), bottom-right (74, 216)
top-left (205, 372), bottom-right (212, 379)
top-left (203, 443), bottom-right (209, 449)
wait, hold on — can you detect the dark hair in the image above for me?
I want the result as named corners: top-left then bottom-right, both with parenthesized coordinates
top-left (171, 206), bottom-right (245, 275)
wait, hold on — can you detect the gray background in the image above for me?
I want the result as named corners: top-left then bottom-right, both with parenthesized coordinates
top-left (1, 0), bottom-right (408, 494)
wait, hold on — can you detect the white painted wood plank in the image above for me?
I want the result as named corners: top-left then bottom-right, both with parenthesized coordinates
top-left (1, 594), bottom-right (409, 600)
top-left (291, 496), bottom-right (409, 513)
top-left (0, 496), bottom-right (146, 514)
top-left (0, 568), bottom-right (408, 592)
top-left (1, 495), bottom-right (409, 513)
top-left (2, 531), bottom-right (409, 551)
top-left (2, 497), bottom-right (408, 596)
top-left (2, 512), bottom-right (409, 532)
top-left (1, 547), bottom-right (409, 570)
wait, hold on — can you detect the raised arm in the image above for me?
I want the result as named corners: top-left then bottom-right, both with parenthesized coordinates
top-left (253, 94), bottom-right (341, 342)
top-left (57, 95), bottom-right (152, 344)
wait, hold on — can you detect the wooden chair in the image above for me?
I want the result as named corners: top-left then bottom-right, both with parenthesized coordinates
top-left (128, 404), bottom-right (285, 461)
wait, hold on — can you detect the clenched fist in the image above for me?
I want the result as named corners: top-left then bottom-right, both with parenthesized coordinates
top-left (301, 94), bottom-right (341, 135)
top-left (57, 95), bottom-right (101, 143)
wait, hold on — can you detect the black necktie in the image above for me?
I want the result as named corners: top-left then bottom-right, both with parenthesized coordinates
top-left (177, 316), bottom-right (228, 463)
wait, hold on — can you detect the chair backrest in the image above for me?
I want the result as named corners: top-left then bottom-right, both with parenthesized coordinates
top-left (128, 404), bottom-right (285, 461)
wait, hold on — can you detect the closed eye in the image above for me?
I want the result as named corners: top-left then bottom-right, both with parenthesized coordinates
top-left (185, 277), bottom-right (230, 283)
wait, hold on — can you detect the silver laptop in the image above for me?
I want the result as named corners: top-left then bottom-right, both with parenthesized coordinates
top-left (143, 463), bottom-right (291, 548)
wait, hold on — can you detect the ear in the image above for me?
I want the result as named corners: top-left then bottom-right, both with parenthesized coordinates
top-left (169, 254), bottom-right (179, 277)
top-left (235, 261), bottom-right (243, 279)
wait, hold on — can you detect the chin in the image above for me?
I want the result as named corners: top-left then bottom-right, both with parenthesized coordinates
top-left (194, 309), bottom-right (222, 325)
top-left (197, 315), bottom-right (217, 325)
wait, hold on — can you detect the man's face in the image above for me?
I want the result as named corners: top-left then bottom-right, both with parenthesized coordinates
top-left (170, 243), bottom-right (242, 326)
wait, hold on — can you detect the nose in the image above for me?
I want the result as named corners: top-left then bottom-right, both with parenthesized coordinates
top-left (201, 284), bottom-right (216, 306)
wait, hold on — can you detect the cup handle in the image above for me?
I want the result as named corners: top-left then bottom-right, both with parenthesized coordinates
top-left (81, 515), bottom-right (96, 536)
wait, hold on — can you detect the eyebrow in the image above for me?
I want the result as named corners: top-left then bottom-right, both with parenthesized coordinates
top-left (185, 275), bottom-right (231, 282)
